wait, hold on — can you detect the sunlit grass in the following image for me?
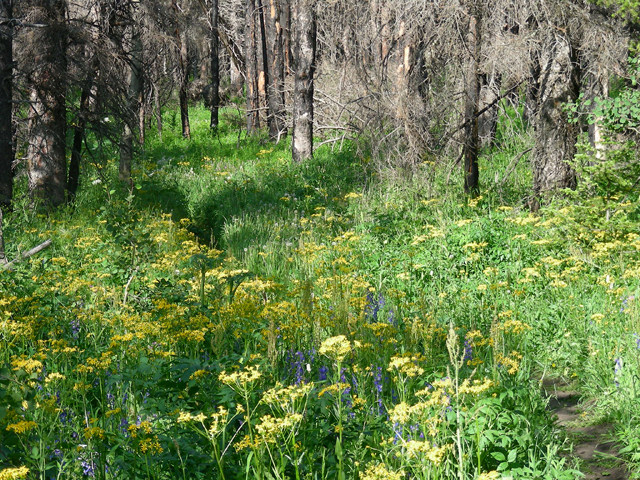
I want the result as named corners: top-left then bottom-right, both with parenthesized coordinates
top-left (0, 104), bottom-right (639, 479)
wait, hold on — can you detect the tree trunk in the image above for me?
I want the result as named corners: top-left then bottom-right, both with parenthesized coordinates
top-left (0, 0), bottom-right (13, 209)
top-left (463, 9), bottom-right (480, 196)
top-left (178, 30), bottom-right (191, 139)
top-left (245, 0), bottom-right (260, 134)
top-left (120, 1), bottom-right (143, 185)
top-left (257, 0), bottom-right (276, 140)
top-left (291, 0), bottom-right (316, 162)
top-left (27, 0), bottom-right (68, 207)
top-left (153, 82), bottom-right (162, 141)
top-left (264, 0), bottom-right (287, 141)
top-left (532, 31), bottom-right (579, 200)
top-left (68, 79), bottom-right (91, 199)
top-left (210, 0), bottom-right (220, 129)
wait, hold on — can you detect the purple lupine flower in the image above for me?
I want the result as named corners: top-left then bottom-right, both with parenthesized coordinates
top-left (318, 366), bottom-right (328, 381)
top-left (463, 339), bottom-right (473, 362)
top-left (365, 292), bottom-right (385, 321)
top-left (81, 460), bottom-right (95, 477)
top-left (634, 333), bottom-right (640, 350)
top-left (614, 358), bottom-right (623, 388)
top-left (70, 320), bottom-right (81, 339)
top-left (293, 351), bottom-right (305, 385)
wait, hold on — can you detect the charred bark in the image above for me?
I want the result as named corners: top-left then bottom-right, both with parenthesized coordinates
top-left (178, 29), bottom-right (191, 139)
top-left (0, 0), bottom-right (12, 209)
top-left (463, 9), bottom-right (480, 196)
top-left (291, 0), bottom-right (316, 162)
top-left (68, 79), bottom-right (91, 200)
top-left (245, 0), bottom-right (260, 134)
top-left (532, 31), bottom-right (580, 200)
top-left (119, 1), bottom-right (143, 185)
top-left (265, 0), bottom-right (287, 141)
top-left (26, 0), bottom-right (68, 207)
top-left (210, 0), bottom-right (220, 129)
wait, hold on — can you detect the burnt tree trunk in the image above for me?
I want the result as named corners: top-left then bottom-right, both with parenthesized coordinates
top-left (265, 0), bottom-right (287, 141)
top-left (26, 0), bottom-right (68, 207)
top-left (0, 0), bottom-right (13, 209)
top-left (257, 0), bottom-right (274, 137)
top-left (463, 8), bottom-right (480, 196)
top-left (291, 0), bottom-right (316, 162)
top-left (68, 78), bottom-right (91, 199)
top-left (532, 31), bottom-right (580, 201)
top-left (119, 1), bottom-right (143, 184)
top-left (245, 0), bottom-right (260, 134)
top-left (178, 29), bottom-right (191, 139)
top-left (210, 0), bottom-right (220, 129)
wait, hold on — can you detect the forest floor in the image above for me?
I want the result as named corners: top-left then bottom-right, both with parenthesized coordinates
top-left (544, 378), bottom-right (629, 480)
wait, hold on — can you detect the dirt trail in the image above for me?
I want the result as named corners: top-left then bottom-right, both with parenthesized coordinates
top-left (543, 378), bottom-right (628, 480)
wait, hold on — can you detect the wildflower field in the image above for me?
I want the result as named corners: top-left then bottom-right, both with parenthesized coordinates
top-left (2, 106), bottom-right (640, 479)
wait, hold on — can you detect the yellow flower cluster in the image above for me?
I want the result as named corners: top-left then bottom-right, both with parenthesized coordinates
top-left (359, 463), bottom-right (404, 480)
top-left (318, 383), bottom-right (351, 398)
top-left (261, 382), bottom-right (313, 409)
top-left (319, 335), bottom-right (360, 362)
top-left (5, 421), bottom-right (37, 434)
top-left (496, 351), bottom-right (523, 375)
top-left (84, 426), bottom-right (105, 440)
top-left (458, 378), bottom-right (493, 395)
top-left (177, 411), bottom-right (207, 424)
top-left (10, 358), bottom-right (43, 374)
top-left (478, 471), bottom-right (501, 480)
top-left (403, 441), bottom-right (449, 464)
top-left (138, 436), bottom-right (163, 455)
top-left (219, 365), bottom-right (262, 388)
top-left (255, 414), bottom-right (303, 443)
top-left (387, 355), bottom-right (425, 377)
top-left (0, 467), bottom-right (30, 480)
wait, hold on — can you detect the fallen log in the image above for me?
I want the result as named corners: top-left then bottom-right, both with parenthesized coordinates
top-left (0, 209), bottom-right (53, 271)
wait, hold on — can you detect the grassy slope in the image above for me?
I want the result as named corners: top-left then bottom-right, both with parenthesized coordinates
top-left (1, 105), bottom-right (639, 479)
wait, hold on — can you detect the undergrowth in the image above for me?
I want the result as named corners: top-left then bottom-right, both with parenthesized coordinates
top-left (1, 105), bottom-right (639, 479)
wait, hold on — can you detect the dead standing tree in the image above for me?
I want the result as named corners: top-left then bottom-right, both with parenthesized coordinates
top-left (531, 10), bottom-right (581, 205)
top-left (291, 0), bottom-right (316, 162)
top-left (0, 0), bottom-right (13, 209)
top-left (24, 0), bottom-right (69, 207)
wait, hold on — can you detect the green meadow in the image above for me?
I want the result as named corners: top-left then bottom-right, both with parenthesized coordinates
top-left (1, 105), bottom-right (640, 479)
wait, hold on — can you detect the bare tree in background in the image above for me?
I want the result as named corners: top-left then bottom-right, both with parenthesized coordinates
top-left (291, 0), bottom-right (316, 162)
top-left (531, 14), bottom-right (580, 203)
top-left (120, 0), bottom-right (143, 184)
top-left (245, 0), bottom-right (260, 134)
top-left (463, 0), bottom-right (481, 195)
top-left (263, 0), bottom-right (286, 141)
top-left (25, 0), bottom-right (69, 207)
top-left (210, 0), bottom-right (220, 128)
top-left (0, 0), bottom-right (13, 209)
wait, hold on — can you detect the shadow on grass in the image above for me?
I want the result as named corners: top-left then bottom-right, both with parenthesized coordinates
top-left (138, 122), bottom-right (368, 248)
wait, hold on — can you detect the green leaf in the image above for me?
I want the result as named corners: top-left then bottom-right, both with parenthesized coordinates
top-left (491, 451), bottom-right (506, 462)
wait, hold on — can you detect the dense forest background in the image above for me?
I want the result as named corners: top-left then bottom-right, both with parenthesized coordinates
top-left (2, 0), bottom-right (640, 479)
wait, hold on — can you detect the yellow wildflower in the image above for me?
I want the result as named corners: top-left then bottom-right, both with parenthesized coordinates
top-left (0, 467), bottom-right (30, 480)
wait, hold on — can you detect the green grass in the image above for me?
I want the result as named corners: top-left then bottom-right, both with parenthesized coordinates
top-left (1, 104), bottom-right (639, 479)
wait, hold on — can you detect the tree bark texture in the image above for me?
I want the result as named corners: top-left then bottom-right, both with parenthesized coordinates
top-left (257, 0), bottom-right (274, 136)
top-left (178, 29), bottom-right (191, 139)
top-left (265, 0), bottom-right (287, 141)
top-left (463, 11), bottom-right (480, 196)
top-left (0, 0), bottom-right (12, 209)
top-left (532, 31), bottom-right (580, 198)
top-left (245, 0), bottom-right (260, 134)
top-left (68, 79), bottom-right (91, 199)
top-left (119, 2), bottom-right (143, 184)
top-left (26, 0), bottom-right (68, 207)
top-left (210, 0), bottom-right (220, 129)
top-left (291, 0), bottom-right (316, 162)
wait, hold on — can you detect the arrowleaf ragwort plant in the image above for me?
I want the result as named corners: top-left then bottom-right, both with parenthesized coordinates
top-left (1, 106), bottom-right (638, 479)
